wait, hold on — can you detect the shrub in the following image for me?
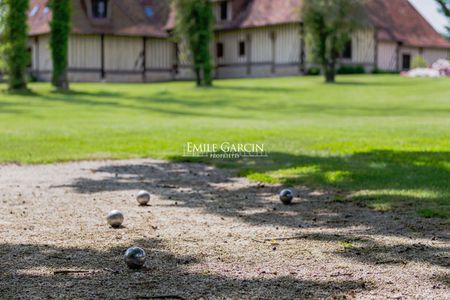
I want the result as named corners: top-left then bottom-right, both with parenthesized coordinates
top-left (411, 55), bottom-right (428, 69)
top-left (306, 67), bottom-right (321, 76)
top-left (337, 65), bottom-right (365, 74)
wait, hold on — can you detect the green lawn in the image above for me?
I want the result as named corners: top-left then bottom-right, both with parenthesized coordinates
top-left (1, 75), bottom-right (449, 218)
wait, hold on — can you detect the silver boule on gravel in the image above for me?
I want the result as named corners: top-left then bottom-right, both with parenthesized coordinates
top-left (124, 246), bottom-right (146, 269)
top-left (279, 189), bottom-right (294, 205)
top-left (136, 190), bottom-right (151, 206)
top-left (106, 210), bottom-right (124, 228)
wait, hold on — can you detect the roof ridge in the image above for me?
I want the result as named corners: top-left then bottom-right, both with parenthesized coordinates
top-left (26, 0), bottom-right (450, 48)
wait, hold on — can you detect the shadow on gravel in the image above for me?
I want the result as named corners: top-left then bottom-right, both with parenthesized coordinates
top-left (56, 158), bottom-right (449, 270)
top-left (0, 241), bottom-right (370, 299)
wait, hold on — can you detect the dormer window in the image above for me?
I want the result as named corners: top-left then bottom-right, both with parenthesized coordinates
top-left (144, 6), bottom-right (154, 18)
top-left (220, 1), bottom-right (228, 21)
top-left (215, 1), bottom-right (231, 22)
top-left (29, 5), bottom-right (39, 17)
top-left (92, 0), bottom-right (108, 18)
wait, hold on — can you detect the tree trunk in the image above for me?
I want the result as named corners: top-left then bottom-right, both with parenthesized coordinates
top-left (203, 59), bottom-right (212, 87)
top-left (194, 65), bottom-right (202, 86)
top-left (325, 62), bottom-right (336, 83)
top-left (52, 71), bottom-right (69, 90)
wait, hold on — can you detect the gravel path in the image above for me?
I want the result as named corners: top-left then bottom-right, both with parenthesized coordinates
top-left (0, 159), bottom-right (449, 299)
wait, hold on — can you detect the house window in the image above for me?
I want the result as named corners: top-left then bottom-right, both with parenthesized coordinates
top-left (220, 1), bottom-right (228, 21)
top-left (27, 48), bottom-right (32, 68)
top-left (342, 40), bottom-right (352, 59)
top-left (217, 42), bottom-right (224, 58)
top-left (92, 0), bottom-right (108, 18)
top-left (239, 41), bottom-right (245, 56)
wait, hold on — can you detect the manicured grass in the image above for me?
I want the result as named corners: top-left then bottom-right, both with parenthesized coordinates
top-left (0, 75), bottom-right (449, 218)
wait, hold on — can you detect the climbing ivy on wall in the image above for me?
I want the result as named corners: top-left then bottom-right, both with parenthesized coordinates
top-left (2, 0), bottom-right (29, 90)
top-left (49, 0), bottom-right (71, 90)
top-left (174, 0), bottom-right (214, 87)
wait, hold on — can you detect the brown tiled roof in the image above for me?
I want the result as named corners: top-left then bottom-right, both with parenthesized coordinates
top-left (217, 0), bottom-right (302, 30)
top-left (216, 0), bottom-right (449, 49)
top-left (28, 0), bottom-right (52, 35)
top-left (366, 0), bottom-right (450, 49)
top-left (164, 0), bottom-right (302, 31)
top-left (28, 0), bottom-right (170, 38)
top-left (28, 0), bottom-right (450, 49)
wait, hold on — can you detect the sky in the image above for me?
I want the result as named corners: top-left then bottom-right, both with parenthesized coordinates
top-left (409, 0), bottom-right (449, 34)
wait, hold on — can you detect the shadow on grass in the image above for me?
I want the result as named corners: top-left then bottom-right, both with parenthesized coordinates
top-left (210, 85), bottom-right (310, 93)
top-left (44, 87), bottom-right (450, 117)
top-left (1, 88), bottom-right (40, 97)
top-left (34, 89), bottom-right (249, 119)
top-left (329, 80), bottom-right (407, 86)
top-left (49, 90), bottom-right (122, 98)
top-left (0, 90), bottom-right (45, 115)
top-left (2, 78), bottom-right (448, 119)
top-left (0, 241), bottom-right (371, 299)
top-left (172, 150), bottom-right (449, 218)
top-left (0, 102), bottom-right (27, 115)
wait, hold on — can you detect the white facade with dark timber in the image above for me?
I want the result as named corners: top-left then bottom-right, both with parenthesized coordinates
top-left (26, 0), bottom-right (450, 82)
top-left (30, 34), bottom-right (176, 82)
top-left (213, 24), bottom-right (305, 78)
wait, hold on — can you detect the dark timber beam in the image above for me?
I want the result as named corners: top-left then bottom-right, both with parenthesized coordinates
top-left (100, 34), bottom-right (105, 79)
top-left (300, 22), bottom-right (306, 74)
top-left (270, 31), bottom-right (276, 74)
top-left (373, 28), bottom-right (378, 70)
top-left (174, 42), bottom-right (179, 78)
top-left (246, 33), bottom-right (252, 75)
top-left (142, 36), bottom-right (147, 82)
top-left (395, 41), bottom-right (402, 72)
top-left (35, 36), bottom-right (40, 77)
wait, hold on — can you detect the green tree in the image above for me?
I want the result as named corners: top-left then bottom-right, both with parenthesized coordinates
top-left (2, 0), bottom-right (29, 90)
top-left (436, 0), bottom-right (450, 16)
top-left (0, 0), bottom-right (5, 33)
top-left (0, 0), bottom-right (6, 73)
top-left (49, 0), bottom-right (71, 90)
top-left (435, 0), bottom-right (450, 40)
top-left (174, 0), bottom-right (214, 87)
top-left (302, 0), bottom-right (367, 83)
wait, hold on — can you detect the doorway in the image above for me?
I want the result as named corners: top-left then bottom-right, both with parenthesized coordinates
top-left (402, 54), bottom-right (411, 70)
